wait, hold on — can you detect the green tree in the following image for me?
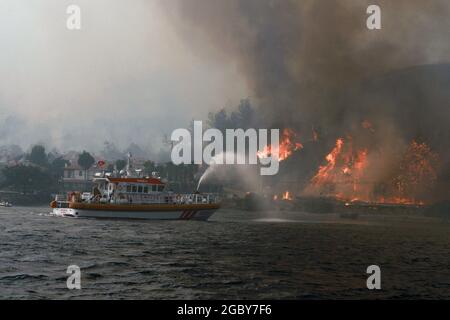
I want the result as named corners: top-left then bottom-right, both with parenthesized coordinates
top-left (207, 108), bottom-right (229, 133)
top-left (77, 151), bottom-right (95, 180)
top-left (231, 99), bottom-right (255, 129)
top-left (206, 99), bottom-right (257, 131)
top-left (166, 162), bottom-right (176, 181)
top-left (1, 165), bottom-right (53, 194)
top-left (27, 145), bottom-right (48, 167)
top-left (50, 157), bottom-right (69, 180)
top-left (115, 159), bottom-right (127, 172)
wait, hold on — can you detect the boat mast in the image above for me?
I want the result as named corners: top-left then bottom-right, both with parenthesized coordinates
top-left (126, 152), bottom-right (132, 177)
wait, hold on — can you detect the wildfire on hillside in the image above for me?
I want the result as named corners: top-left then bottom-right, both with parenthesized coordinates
top-left (303, 136), bottom-right (440, 205)
top-left (254, 119), bottom-right (441, 207)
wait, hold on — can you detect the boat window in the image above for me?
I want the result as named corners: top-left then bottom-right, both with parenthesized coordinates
top-left (152, 185), bottom-right (157, 192)
top-left (143, 186), bottom-right (148, 193)
top-left (58, 202), bottom-right (69, 208)
top-left (157, 185), bottom-right (164, 192)
top-left (138, 185), bottom-right (143, 193)
top-left (132, 185), bottom-right (137, 193)
top-left (126, 185), bottom-right (131, 193)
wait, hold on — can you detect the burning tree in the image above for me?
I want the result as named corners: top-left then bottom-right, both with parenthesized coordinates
top-left (388, 141), bottom-right (440, 203)
top-left (303, 137), bottom-right (440, 205)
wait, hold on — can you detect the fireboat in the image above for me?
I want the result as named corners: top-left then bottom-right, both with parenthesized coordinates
top-left (50, 156), bottom-right (220, 220)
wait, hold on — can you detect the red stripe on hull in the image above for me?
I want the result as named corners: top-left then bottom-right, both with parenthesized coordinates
top-left (180, 210), bottom-right (197, 220)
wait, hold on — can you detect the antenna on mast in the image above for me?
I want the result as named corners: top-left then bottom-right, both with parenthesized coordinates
top-left (126, 152), bottom-right (133, 176)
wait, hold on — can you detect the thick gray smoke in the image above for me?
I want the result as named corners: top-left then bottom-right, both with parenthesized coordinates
top-left (0, 0), bottom-right (247, 152)
top-left (162, 0), bottom-right (450, 201)
top-left (163, 0), bottom-right (449, 126)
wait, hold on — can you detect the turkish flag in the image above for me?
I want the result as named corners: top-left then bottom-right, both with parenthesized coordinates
top-left (97, 160), bottom-right (106, 168)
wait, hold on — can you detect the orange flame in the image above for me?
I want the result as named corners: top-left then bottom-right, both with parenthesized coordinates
top-left (257, 128), bottom-right (303, 161)
top-left (306, 136), bottom-right (370, 201)
top-left (305, 137), bottom-right (438, 205)
top-left (282, 191), bottom-right (293, 200)
top-left (310, 138), bottom-right (344, 187)
top-left (390, 140), bottom-right (439, 203)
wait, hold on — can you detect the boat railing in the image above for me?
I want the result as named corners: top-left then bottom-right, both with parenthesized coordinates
top-left (67, 192), bottom-right (221, 205)
top-left (61, 193), bottom-right (220, 205)
top-left (172, 193), bottom-right (220, 205)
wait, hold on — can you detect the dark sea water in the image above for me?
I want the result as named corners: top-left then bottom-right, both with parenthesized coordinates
top-left (0, 206), bottom-right (449, 299)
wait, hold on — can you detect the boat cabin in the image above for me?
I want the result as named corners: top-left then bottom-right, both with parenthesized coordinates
top-left (89, 177), bottom-right (172, 204)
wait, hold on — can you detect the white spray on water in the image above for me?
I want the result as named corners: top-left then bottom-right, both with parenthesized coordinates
top-left (196, 151), bottom-right (258, 191)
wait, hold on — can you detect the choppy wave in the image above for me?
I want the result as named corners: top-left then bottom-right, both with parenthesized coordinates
top-left (0, 207), bottom-right (449, 299)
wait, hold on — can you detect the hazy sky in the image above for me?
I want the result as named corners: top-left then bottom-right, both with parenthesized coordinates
top-left (0, 0), bottom-right (249, 152)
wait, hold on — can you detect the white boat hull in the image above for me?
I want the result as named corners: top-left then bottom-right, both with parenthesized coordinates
top-left (51, 207), bottom-right (216, 221)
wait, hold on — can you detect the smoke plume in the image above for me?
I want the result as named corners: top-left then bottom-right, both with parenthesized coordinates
top-left (162, 0), bottom-right (450, 201)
